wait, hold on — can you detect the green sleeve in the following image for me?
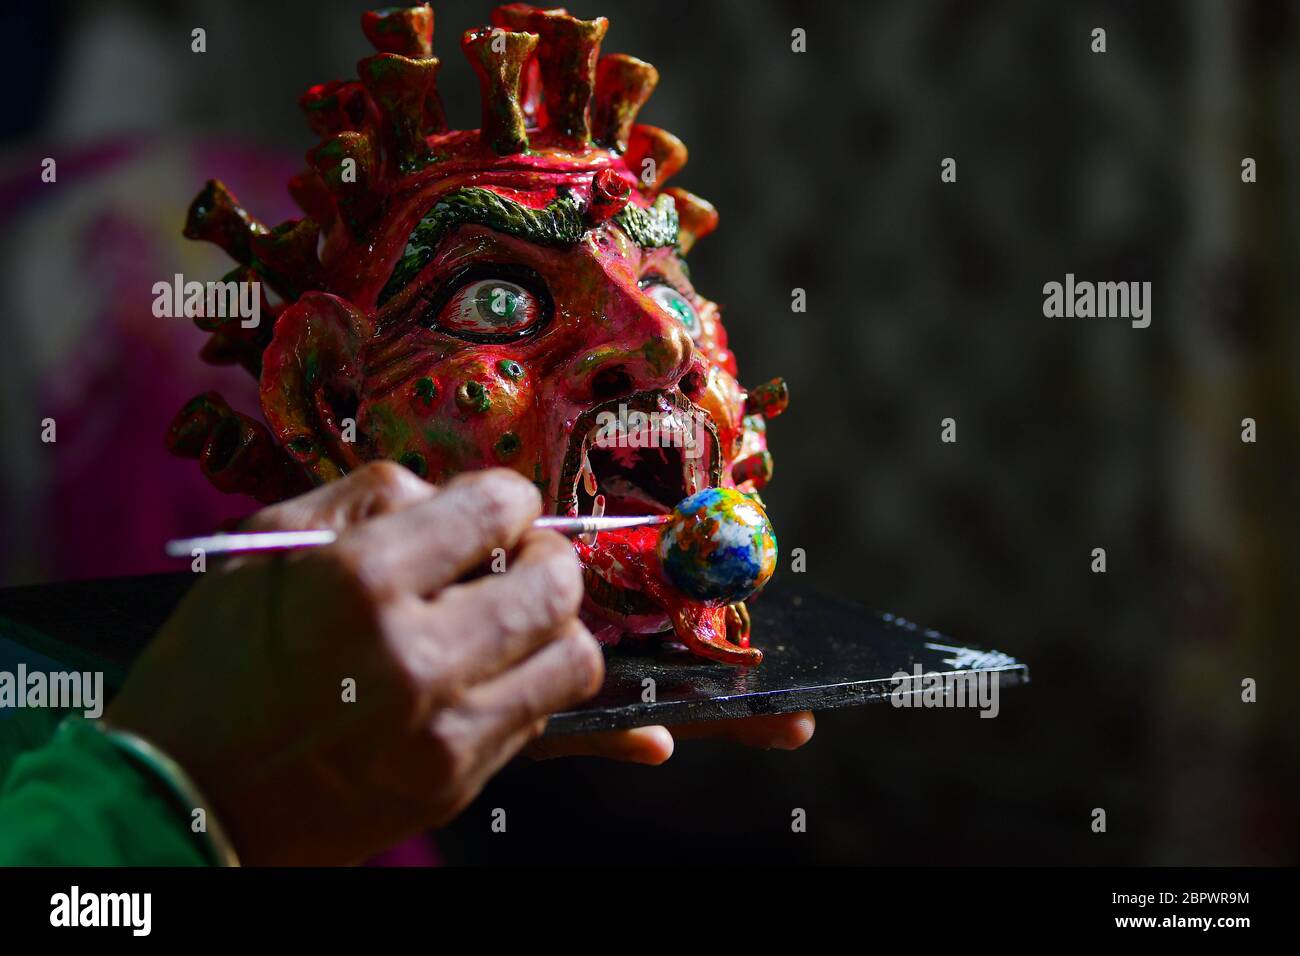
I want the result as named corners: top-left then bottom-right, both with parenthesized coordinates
top-left (0, 712), bottom-right (210, 866)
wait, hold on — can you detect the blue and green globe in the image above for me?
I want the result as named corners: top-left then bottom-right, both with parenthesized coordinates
top-left (657, 487), bottom-right (778, 606)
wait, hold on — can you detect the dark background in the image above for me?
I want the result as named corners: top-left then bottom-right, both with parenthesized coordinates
top-left (1, 0), bottom-right (1297, 864)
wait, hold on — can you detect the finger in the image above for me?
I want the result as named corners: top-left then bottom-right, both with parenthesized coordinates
top-left (459, 619), bottom-right (605, 743)
top-left (524, 726), bottom-right (674, 765)
top-left (425, 528), bottom-right (583, 684)
top-left (668, 711), bottom-right (816, 750)
top-left (243, 460), bottom-right (434, 533)
top-left (333, 468), bottom-right (542, 596)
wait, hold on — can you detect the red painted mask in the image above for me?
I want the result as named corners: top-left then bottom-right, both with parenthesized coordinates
top-left (168, 3), bottom-right (788, 663)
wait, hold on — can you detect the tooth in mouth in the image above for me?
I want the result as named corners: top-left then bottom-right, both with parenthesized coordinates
top-left (581, 448), bottom-right (598, 498)
top-left (580, 493), bottom-right (605, 546)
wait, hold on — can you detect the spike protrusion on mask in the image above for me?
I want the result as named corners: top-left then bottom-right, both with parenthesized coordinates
top-left (744, 377), bottom-right (789, 420)
top-left (191, 265), bottom-right (274, 376)
top-left (181, 3), bottom-right (721, 416)
top-left (664, 187), bottom-right (718, 254)
top-left (625, 125), bottom-right (687, 194)
top-left (732, 451), bottom-right (773, 490)
top-left (490, 4), bottom-right (560, 126)
top-left (288, 169), bottom-right (336, 230)
top-left (357, 53), bottom-right (447, 170)
top-left (183, 180), bottom-right (268, 266)
top-left (462, 27), bottom-right (539, 155)
top-left (307, 131), bottom-right (380, 234)
top-left (592, 54), bottom-right (658, 152)
top-left (167, 391), bottom-right (312, 504)
top-left (249, 219), bottom-right (323, 302)
top-left (361, 4), bottom-right (435, 58)
top-left (298, 80), bottom-right (376, 138)
top-left (506, 8), bottom-right (608, 146)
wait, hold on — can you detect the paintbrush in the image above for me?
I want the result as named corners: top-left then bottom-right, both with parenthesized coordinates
top-left (164, 512), bottom-right (671, 558)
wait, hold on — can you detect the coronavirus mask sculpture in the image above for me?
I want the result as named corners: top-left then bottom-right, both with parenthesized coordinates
top-left (168, 3), bottom-right (788, 664)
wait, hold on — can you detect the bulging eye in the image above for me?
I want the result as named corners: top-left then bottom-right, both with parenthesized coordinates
top-left (436, 277), bottom-right (545, 340)
top-left (643, 279), bottom-right (701, 340)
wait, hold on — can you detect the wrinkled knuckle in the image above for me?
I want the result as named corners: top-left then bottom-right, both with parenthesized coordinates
top-left (385, 645), bottom-right (429, 715)
top-left (359, 459), bottom-right (409, 488)
top-left (429, 589), bottom-right (503, 677)
top-left (353, 460), bottom-right (430, 516)
top-left (478, 466), bottom-right (540, 500)
top-left (465, 471), bottom-right (536, 541)
top-left (379, 603), bottom-right (444, 707)
top-left (473, 468), bottom-right (540, 515)
top-left (534, 546), bottom-right (583, 622)
top-left (490, 598), bottom-right (531, 641)
top-left (473, 467), bottom-right (530, 505)
top-left (567, 628), bottom-right (605, 695)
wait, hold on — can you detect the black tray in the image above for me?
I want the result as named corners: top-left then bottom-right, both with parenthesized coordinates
top-left (0, 574), bottom-right (1027, 734)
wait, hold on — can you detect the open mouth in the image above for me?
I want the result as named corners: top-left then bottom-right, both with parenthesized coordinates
top-left (557, 390), bottom-right (718, 520)
top-left (554, 391), bottom-right (764, 666)
top-left (559, 390), bottom-right (717, 628)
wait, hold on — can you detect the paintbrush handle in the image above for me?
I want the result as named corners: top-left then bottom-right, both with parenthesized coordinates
top-left (165, 514), bottom-right (669, 558)
top-left (164, 530), bottom-right (339, 558)
top-left (534, 514), bottom-right (670, 535)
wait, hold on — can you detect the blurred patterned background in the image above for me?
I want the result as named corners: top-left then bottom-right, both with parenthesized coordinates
top-left (1, 0), bottom-right (1296, 863)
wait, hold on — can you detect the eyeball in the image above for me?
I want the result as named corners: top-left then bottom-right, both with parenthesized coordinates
top-left (437, 278), bottom-right (544, 339)
top-left (644, 280), bottom-right (701, 340)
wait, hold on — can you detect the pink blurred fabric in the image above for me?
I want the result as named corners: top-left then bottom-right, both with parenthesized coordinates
top-left (1, 139), bottom-right (295, 583)
top-left (0, 137), bottom-right (440, 866)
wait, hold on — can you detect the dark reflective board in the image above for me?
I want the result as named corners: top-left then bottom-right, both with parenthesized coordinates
top-left (548, 581), bottom-right (1027, 734)
top-left (0, 575), bottom-right (1027, 734)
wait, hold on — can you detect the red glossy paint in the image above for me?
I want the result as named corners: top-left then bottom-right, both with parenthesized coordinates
top-left (167, 3), bottom-right (787, 664)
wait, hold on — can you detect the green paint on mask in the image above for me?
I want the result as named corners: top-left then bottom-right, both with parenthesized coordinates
top-left (399, 451), bottom-right (428, 477)
top-left (380, 187), bottom-right (587, 305)
top-left (367, 404), bottom-right (414, 449)
top-left (413, 376), bottom-right (438, 406)
top-left (422, 423), bottom-right (473, 457)
top-left (456, 380), bottom-right (491, 413)
top-left (612, 194), bottom-right (679, 250)
top-left (641, 335), bottom-right (674, 376)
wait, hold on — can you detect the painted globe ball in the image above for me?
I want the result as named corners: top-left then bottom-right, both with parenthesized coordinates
top-left (657, 487), bottom-right (778, 606)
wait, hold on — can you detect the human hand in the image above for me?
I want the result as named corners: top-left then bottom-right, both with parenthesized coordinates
top-left (524, 712), bottom-right (815, 764)
top-left (107, 462), bottom-right (603, 864)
